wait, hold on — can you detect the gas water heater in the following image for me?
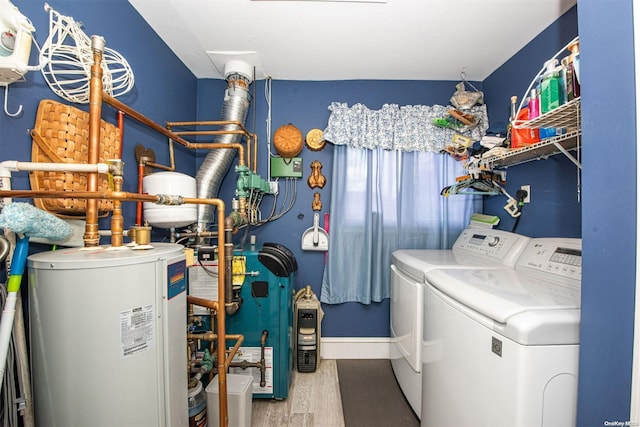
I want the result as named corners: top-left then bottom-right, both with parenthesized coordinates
top-left (27, 243), bottom-right (188, 427)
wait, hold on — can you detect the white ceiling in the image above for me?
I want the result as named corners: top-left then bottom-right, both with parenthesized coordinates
top-left (128, 0), bottom-right (577, 82)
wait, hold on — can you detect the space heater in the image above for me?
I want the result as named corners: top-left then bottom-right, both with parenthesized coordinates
top-left (294, 286), bottom-right (323, 373)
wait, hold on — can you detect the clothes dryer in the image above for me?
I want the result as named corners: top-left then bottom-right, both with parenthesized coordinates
top-left (421, 238), bottom-right (581, 427)
top-left (390, 228), bottom-right (530, 418)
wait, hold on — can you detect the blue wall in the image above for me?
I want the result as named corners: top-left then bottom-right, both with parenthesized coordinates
top-left (0, 0), bottom-right (636, 424)
top-left (577, 0), bottom-right (636, 424)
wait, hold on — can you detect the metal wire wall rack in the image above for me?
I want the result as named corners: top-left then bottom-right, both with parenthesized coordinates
top-left (480, 97), bottom-right (581, 170)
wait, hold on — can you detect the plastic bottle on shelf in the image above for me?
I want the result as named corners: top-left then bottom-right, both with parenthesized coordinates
top-left (565, 40), bottom-right (580, 100)
top-left (540, 59), bottom-right (560, 114)
top-left (511, 107), bottom-right (540, 147)
top-left (528, 88), bottom-right (540, 119)
top-left (539, 127), bottom-right (566, 140)
top-left (558, 60), bottom-right (568, 105)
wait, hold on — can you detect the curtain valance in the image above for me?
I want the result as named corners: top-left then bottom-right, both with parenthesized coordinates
top-left (323, 102), bottom-right (488, 153)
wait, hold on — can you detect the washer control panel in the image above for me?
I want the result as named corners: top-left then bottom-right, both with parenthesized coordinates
top-left (516, 238), bottom-right (582, 281)
top-left (452, 229), bottom-right (530, 265)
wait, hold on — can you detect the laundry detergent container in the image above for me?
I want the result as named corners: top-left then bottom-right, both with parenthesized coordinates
top-left (206, 374), bottom-right (252, 427)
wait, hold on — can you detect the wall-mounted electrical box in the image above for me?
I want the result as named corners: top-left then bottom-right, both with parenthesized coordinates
top-left (270, 157), bottom-right (302, 179)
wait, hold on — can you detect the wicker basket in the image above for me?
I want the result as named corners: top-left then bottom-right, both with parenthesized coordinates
top-left (29, 99), bottom-right (120, 217)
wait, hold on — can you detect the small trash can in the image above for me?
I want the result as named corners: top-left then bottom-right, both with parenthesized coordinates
top-left (206, 374), bottom-right (253, 427)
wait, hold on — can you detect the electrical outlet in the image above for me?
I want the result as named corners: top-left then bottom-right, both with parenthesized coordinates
top-left (520, 185), bottom-right (531, 203)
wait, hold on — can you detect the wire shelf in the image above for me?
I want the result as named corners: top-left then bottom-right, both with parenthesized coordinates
top-left (512, 97), bottom-right (581, 131)
top-left (482, 97), bottom-right (581, 169)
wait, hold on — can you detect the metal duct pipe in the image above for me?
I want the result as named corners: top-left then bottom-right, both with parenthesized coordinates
top-left (196, 69), bottom-right (252, 235)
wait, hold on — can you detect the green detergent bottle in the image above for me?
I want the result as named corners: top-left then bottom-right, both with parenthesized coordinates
top-left (540, 59), bottom-right (560, 114)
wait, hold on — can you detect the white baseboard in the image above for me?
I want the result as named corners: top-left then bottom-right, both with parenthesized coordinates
top-left (320, 337), bottom-right (392, 359)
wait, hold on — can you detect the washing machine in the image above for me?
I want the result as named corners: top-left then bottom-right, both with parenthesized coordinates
top-left (421, 237), bottom-right (582, 427)
top-left (390, 228), bottom-right (530, 418)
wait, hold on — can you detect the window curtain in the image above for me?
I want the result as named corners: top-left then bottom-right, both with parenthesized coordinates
top-left (322, 102), bottom-right (488, 152)
top-left (320, 102), bottom-right (484, 305)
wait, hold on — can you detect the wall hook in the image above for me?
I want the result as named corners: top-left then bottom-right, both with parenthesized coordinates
top-left (3, 85), bottom-right (23, 118)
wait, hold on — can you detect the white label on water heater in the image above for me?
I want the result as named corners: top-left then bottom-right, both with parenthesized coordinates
top-left (120, 304), bottom-right (156, 358)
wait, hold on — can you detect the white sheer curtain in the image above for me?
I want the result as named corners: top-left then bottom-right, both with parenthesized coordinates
top-left (320, 103), bottom-right (483, 305)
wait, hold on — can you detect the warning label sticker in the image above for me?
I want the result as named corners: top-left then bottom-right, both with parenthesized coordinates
top-left (120, 304), bottom-right (155, 358)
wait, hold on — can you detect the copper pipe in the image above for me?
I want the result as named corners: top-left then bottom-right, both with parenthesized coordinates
top-left (223, 333), bottom-right (245, 371)
top-left (144, 161), bottom-right (174, 172)
top-left (170, 129), bottom-right (248, 137)
top-left (187, 295), bottom-right (219, 312)
top-left (181, 198), bottom-right (230, 427)
top-left (102, 93), bottom-right (193, 148)
top-left (168, 125), bottom-right (256, 172)
top-left (187, 332), bottom-right (217, 341)
top-left (252, 133), bottom-right (258, 173)
top-left (0, 190), bottom-right (158, 202)
top-left (187, 331), bottom-right (245, 382)
top-left (0, 190), bottom-right (231, 214)
top-left (188, 143), bottom-right (245, 167)
top-left (85, 37), bottom-right (105, 247)
top-left (168, 138), bottom-right (175, 171)
top-left (102, 94), bottom-right (247, 168)
top-left (166, 120), bottom-right (251, 135)
top-left (136, 163), bottom-right (144, 226)
top-left (139, 142), bottom-right (176, 173)
top-left (110, 175), bottom-right (124, 247)
top-left (186, 332), bottom-right (244, 344)
top-left (167, 119), bottom-right (254, 169)
top-left (210, 308), bottom-right (216, 382)
top-left (185, 331), bottom-right (245, 371)
top-left (117, 111), bottom-right (124, 158)
top-left (224, 240), bottom-right (237, 315)
top-left (181, 213), bottom-right (232, 427)
top-left (213, 201), bottom-right (229, 427)
top-left (136, 131), bottom-right (176, 173)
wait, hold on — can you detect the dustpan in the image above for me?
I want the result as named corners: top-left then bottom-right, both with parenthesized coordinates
top-left (301, 213), bottom-right (329, 251)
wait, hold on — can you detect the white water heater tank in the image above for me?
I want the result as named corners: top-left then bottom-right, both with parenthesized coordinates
top-left (143, 171), bottom-right (197, 229)
top-left (27, 243), bottom-right (188, 427)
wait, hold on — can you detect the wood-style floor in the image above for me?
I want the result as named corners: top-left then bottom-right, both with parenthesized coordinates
top-left (250, 359), bottom-right (345, 427)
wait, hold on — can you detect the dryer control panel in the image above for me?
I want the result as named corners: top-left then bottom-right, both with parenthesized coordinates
top-left (516, 238), bottom-right (582, 282)
top-left (452, 229), bottom-right (530, 266)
